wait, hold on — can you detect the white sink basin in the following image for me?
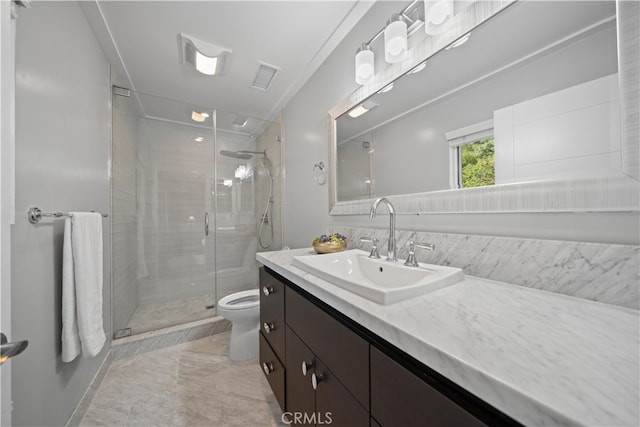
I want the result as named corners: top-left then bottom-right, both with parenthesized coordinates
top-left (292, 249), bottom-right (464, 304)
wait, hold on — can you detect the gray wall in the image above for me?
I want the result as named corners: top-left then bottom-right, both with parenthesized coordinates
top-left (12, 2), bottom-right (111, 426)
top-left (282, 1), bottom-right (639, 248)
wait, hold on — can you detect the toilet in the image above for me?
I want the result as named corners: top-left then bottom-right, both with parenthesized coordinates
top-left (217, 289), bottom-right (260, 361)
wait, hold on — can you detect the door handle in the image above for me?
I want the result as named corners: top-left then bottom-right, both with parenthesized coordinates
top-left (204, 212), bottom-right (209, 236)
top-left (0, 333), bottom-right (28, 364)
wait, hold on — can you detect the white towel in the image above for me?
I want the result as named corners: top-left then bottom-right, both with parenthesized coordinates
top-left (61, 212), bottom-right (106, 362)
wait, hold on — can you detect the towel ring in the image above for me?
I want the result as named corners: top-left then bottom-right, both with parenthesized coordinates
top-left (313, 162), bottom-right (327, 185)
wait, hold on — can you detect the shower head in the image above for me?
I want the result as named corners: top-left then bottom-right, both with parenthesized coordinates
top-left (219, 150), bottom-right (253, 160)
top-left (219, 150), bottom-right (267, 160)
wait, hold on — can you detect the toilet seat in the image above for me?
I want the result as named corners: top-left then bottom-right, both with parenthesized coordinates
top-left (218, 289), bottom-right (259, 310)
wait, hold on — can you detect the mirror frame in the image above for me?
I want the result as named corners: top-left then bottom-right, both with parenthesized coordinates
top-left (328, 0), bottom-right (639, 215)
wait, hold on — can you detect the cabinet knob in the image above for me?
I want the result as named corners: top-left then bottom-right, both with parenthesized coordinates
top-left (301, 360), bottom-right (314, 376)
top-left (311, 372), bottom-right (323, 390)
top-left (263, 321), bottom-right (276, 334)
top-left (262, 361), bottom-right (274, 376)
top-left (262, 286), bottom-right (274, 296)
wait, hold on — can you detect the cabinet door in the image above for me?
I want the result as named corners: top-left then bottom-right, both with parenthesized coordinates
top-left (371, 346), bottom-right (485, 427)
top-left (286, 286), bottom-right (369, 410)
top-left (285, 326), bottom-right (316, 426)
top-left (314, 358), bottom-right (369, 427)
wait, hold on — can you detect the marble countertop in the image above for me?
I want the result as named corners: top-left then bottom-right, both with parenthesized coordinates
top-left (257, 248), bottom-right (639, 427)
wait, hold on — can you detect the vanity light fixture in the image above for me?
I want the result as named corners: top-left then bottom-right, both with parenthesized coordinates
top-left (424, 0), bottom-right (453, 35)
top-left (180, 33), bottom-right (231, 76)
top-left (355, 43), bottom-right (375, 85)
top-left (384, 14), bottom-right (408, 63)
top-left (191, 110), bottom-right (210, 123)
top-left (353, 2), bottom-right (424, 85)
top-left (348, 101), bottom-right (378, 118)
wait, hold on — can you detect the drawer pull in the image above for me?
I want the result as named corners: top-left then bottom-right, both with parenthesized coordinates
top-left (302, 360), bottom-right (314, 376)
top-left (263, 321), bottom-right (276, 334)
top-left (262, 286), bottom-right (274, 296)
top-left (311, 372), bottom-right (323, 390)
top-left (262, 361), bottom-right (274, 376)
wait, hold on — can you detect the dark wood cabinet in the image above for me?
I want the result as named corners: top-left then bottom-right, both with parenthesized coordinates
top-left (371, 346), bottom-right (485, 427)
top-left (259, 332), bottom-right (285, 411)
top-left (314, 357), bottom-right (369, 427)
top-left (286, 285), bottom-right (369, 410)
top-left (259, 268), bottom-right (286, 363)
top-left (285, 326), bottom-right (316, 426)
top-left (285, 325), bottom-right (368, 427)
top-left (259, 267), bottom-right (520, 427)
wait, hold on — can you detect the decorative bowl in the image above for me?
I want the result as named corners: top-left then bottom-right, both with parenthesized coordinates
top-left (313, 240), bottom-right (347, 254)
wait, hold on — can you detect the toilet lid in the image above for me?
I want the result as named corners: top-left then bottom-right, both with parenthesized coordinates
top-left (218, 289), bottom-right (259, 310)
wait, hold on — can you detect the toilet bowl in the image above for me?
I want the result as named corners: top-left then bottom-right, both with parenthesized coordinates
top-left (217, 289), bottom-right (260, 361)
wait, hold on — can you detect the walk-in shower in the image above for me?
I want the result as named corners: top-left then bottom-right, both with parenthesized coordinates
top-left (111, 89), bottom-right (282, 337)
top-left (219, 150), bottom-right (274, 249)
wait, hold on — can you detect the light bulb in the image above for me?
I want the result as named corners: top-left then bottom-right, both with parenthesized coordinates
top-left (424, 0), bottom-right (453, 35)
top-left (384, 15), bottom-right (408, 64)
top-left (355, 44), bottom-right (375, 85)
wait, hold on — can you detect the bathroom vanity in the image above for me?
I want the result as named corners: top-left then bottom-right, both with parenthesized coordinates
top-left (257, 248), bottom-right (639, 427)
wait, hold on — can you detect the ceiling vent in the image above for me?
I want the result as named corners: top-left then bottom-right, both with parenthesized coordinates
top-left (232, 114), bottom-right (248, 127)
top-left (251, 62), bottom-right (280, 91)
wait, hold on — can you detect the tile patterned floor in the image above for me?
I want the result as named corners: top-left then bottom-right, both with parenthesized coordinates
top-left (81, 332), bottom-right (285, 427)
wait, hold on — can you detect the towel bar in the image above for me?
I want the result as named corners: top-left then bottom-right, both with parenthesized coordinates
top-left (27, 207), bottom-right (108, 224)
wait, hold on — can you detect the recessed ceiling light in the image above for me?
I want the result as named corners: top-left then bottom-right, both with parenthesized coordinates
top-left (194, 136), bottom-right (204, 143)
top-left (191, 111), bottom-right (210, 122)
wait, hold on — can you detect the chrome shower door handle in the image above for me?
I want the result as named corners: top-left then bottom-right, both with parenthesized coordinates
top-left (204, 212), bottom-right (209, 236)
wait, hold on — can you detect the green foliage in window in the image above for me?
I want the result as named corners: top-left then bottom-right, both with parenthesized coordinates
top-left (461, 138), bottom-right (495, 188)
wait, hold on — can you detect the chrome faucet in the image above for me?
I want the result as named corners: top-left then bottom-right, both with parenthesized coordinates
top-left (369, 197), bottom-right (397, 261)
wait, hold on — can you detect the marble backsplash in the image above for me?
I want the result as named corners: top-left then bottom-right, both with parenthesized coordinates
top-left (331, 226), bottom-right (639, 310)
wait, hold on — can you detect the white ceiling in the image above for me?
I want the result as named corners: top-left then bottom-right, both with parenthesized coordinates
top-left (81, 1), bottom-right (374, 130)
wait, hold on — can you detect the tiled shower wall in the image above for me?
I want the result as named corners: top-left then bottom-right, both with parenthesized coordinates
top-left (256, 116), bottom-right (284, 252)
top-left (136, 119), bottom-right (216, 306)
top-left (111, 92), bottom-right (139, 332)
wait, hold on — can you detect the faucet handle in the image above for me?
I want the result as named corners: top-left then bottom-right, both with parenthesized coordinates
top-left (404, 241), bottom-right (436, 267)
top-left (360, 237), bottom-right (381, 259)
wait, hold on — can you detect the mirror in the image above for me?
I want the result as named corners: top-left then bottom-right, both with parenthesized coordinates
top-left (329, 1), bottom-right (639, 214)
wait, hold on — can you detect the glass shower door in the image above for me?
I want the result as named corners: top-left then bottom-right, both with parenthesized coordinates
top-left (214, 111), bottom-right (282, 300)
top-left (112, 90), bottom-right (217, 336)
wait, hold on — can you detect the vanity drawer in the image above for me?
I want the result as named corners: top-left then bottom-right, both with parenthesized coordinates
top-left (259, 268), bottom-right (285, 362)
top-left (285, 286), bottom-right (369, 410)
top-left (371, 346), bottom-right (485, 427)
top-left (259, 332), bottom-right (285, 411)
